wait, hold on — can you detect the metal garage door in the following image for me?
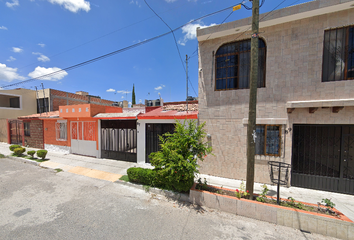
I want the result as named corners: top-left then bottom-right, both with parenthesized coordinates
top-left (291, 125), bottom-right (354, 194)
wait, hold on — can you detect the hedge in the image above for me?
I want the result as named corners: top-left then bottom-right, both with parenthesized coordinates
top-left (127, 167), bottom-right (194, 193)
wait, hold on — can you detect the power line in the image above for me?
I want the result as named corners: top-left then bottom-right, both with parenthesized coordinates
top-left (16, 2), bottom-right (190, 71)
top-left (143, 0), bottom-right (195, 95)
top-left (2, 4), bottom-right (237, 89)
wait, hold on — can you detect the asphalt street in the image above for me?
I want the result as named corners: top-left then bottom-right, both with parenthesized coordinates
top-left (0, 158), bottom-right (335, 240)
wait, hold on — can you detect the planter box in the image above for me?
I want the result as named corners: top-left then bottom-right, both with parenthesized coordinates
top-left (190, 183), bottom-right (354, 240)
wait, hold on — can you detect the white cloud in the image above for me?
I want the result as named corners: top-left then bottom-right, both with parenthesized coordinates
top-left (12, 47), bottom-right (23, 53)
top-left (6, 56), bottom-right (16, 62)
top-left (154, 84), bottom-right (165, 91)
top-left (28, 66), bottom-right (68, 81)
top-left (38, 43), bottom-right (45, 47)
top-left (48, 0), bottom-right (91, 13)
top-left (130, 0), bottom-right (141, 7)
top-left (0, 26), bottom-right (8, 30)
top-left (139, 99), bottom-right (142, 103)
top-left (178, 22), bottom-right (216, 46)
top-left (0, 63), bottom-right (25, 82)
top-left (165, 0), bottom-right (177, 2)
top-left (6, 0), bottom-right (19, 8)
top-left (32, 52), bottom-right (50, 62)
top-left (117, 90), bottom-right (131, 94)
top-left (121, 96), bottom-right (124, 99)
top-left (106, 88), bottom-right (116, 92)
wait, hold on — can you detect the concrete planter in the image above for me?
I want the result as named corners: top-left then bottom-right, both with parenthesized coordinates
top-left (190, 184), bottom-right (354, 240)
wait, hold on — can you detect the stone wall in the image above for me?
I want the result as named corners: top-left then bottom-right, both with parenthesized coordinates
top-left (198, 7), bottom-right (354, 183)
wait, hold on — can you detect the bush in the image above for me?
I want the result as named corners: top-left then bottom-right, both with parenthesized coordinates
top-left (9, 145), bottom-right (21, 152)
top-left (27, 150), bottom-right (36, 158)
top-left (149, 120), bottom-right (212, 192)
top-left (127, 167), bottom-right (157, 185)
top-left (13, 147), bottom-right (26, 156)
top-left (36, 150), bottom-right (48, 159)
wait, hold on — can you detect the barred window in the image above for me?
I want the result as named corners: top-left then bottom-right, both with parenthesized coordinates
top-left (215, 38), bottom-right (266, 90)
top-left (322, 26), bottom-right (354, 81)
top-left (255, 125), bottom-right (281, 156)
top-left (24, 122), bottom-right (30, 136)
top-left (56, 121), bottom-right (67, 141)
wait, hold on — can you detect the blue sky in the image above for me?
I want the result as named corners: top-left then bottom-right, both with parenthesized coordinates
top-left (0, 0), bottom-right (312, 103)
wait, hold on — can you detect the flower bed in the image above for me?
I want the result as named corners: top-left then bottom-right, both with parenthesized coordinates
top-left (190, 183), bottom-right (354, 240)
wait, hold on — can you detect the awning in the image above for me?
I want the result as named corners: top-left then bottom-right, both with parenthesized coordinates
top-left (93, 112), bottom-right (140, 120)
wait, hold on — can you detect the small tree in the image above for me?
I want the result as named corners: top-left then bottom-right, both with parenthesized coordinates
top-left (149, 120), bottom-right (212, 192)
top-left (132, 84), bottom-right (136, 106)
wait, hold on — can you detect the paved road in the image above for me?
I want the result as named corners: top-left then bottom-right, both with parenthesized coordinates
top-left (0, 158), bottom-right (335, 240)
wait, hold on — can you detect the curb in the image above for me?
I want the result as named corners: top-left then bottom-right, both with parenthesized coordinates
top-left (6, 155), bottom-right (40, 166)
top-left (115, 180), bottom-right (190, 203)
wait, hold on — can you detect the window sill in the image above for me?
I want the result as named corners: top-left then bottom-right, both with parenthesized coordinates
top-left (242, 118), bottom-right (287, 125)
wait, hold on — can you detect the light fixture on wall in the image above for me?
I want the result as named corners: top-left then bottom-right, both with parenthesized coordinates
top-left (285, 128), bottom-right (292, 134)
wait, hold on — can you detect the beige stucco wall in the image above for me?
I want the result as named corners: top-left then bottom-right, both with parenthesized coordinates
top-left (198, 6), bottom-right (354, 183)
top-left (0, 89), bottom-right (37, 119)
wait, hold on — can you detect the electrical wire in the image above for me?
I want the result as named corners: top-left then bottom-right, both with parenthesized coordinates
top-left (16, 2), bottom-right (190, 71)
top-left (143, 0), bottom-right (192, 93)
top-left (2, 4), bottom-right (238, 89)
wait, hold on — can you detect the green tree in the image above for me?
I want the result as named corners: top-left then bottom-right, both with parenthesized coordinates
top-left (132, 84), bottom-right (136, 106)
top-left (149, 120), bottom-right (212, 192)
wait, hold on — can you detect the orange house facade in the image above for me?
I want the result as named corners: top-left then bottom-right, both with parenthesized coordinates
top-left (43, 104), bottom-right (122, 157)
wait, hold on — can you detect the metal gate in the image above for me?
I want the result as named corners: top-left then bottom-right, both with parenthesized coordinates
top-left (71, 121), bottom-right (97, 157)
top-left (146, 123), bottom-right (175, 163)
top-left (101, 127), bottom-right (137, 162)
top-left (9, 120), bottom-right (23, 145)
top-left (291, 125), bottom-right (354, 194)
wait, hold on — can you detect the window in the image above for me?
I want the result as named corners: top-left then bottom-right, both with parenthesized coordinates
top-left (56, 121), bottom-right (67, 141)
top-left (0, 94), bottom-right (20, 108)
top-left (255, 125), bottom-right (281, 156)
top-left (24, 122), bottom-right (30, 136)
top-left (215, 38), bottom-right (266, 90)
top-left (37, 98), bottom-right (49, 113)
top-left (322, 26), bottom-right (354, 81)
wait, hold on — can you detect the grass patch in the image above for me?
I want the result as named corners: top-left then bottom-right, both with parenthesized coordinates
top-left (32, 158), bottom-right (49, 163)
top-left (54, 168), bottom-right (63, 173)
top-left (119, 175), bottom-right (130, 182)
top-left (0, 153), bottom-right (6, 158)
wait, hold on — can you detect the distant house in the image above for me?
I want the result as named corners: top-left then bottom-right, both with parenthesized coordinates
top-left (1, 88), bottom-right (116, 146)
top-left (197, 0), bottom-right (354, 194)
top-left (0, 88), bottom-right (37, 144)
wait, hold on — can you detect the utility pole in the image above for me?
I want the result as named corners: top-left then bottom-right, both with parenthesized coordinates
top-left (186, 55), bottom-right (188, 112)
top-left (246, 0), bottom-right (260, 199)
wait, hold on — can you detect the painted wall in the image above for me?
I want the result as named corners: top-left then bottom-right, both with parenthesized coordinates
top-left (0, 119), bottom-right (8, 143)
top-left (0, 89), bottom-right (37, 119)
top-left (197, 5), bottom-right (354, 183)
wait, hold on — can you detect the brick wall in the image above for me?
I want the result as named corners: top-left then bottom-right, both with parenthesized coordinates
top-left (197, 6), bottom-right (354, 183)
top-left (50, 89), bottom-right (115, 111)
top-left (24, 120), bottom-right (44, 149)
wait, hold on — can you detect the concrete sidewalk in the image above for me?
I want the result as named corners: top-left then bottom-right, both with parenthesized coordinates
top-left (1, 142), bottom-right (354, 222)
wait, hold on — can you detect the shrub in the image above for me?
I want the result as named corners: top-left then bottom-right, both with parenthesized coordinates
top-left (13, 147), bottom-right (26, 156)
top-left (27, 150), bottom-right (36, 158)
top-left (36, 150), bottom-right (48, 160)
top-left (149, 120), bottom-right (212, 192)
top-left (9, 145), bottom-right (21, 152)
top-left (127, 167), bottom-right (158, 185)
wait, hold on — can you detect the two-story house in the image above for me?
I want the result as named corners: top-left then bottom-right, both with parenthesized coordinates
top-left (197, 0), bottom-right (354, 194)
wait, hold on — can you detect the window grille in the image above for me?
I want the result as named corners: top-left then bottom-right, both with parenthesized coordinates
top-left (24, 122), bottom-right (30, 136)
top-left (215, 38), bottom-right (266, 90)
top-left (322, 26), bottom-right (354, 81)
top-left (255, 125), bottom-right (281, 156)
top-left (56, 121), bottom-right (67, 141)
